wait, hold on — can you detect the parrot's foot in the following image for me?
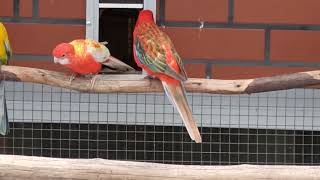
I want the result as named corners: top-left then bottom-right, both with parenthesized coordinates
top-left (89, 75), bottom-right (99, 90)
top-left (143, 75), bottom-right (155, 80)
top-left (69, 73), bottom-right (78, 84)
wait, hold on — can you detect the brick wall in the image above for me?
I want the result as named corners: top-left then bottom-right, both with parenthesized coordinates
top-left (0, 0), bottom-right (86, 71)
top-left (1, 0), bottom-right (319, 79)
top-left (159, 0), bottom-right (320, 79)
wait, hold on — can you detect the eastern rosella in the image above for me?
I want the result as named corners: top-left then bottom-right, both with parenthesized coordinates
top-left (0, 22), bottom-right (11, 136)
top-left (133, 10), bottom-right (202, 143)
top-left (52, 39), bottom-right (134, 88)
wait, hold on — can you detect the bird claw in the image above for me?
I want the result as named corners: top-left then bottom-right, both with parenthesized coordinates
top-left (69, 73), bottom-right (77, 84)
top-left (89, 75), bottom-right (99, 91)
top-left (143, 75), bottom-right (155, 80)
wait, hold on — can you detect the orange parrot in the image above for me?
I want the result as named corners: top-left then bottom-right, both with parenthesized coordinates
top-left (133, 10), bottom-right (202, 143)
top-left (52, 39), bottom-right (134, 88)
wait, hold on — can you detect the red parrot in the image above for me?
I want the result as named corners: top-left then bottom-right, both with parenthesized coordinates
top-left (133, 10), bottom-right (202, 143)
top-left (52, 39), bottom-right (134, 87)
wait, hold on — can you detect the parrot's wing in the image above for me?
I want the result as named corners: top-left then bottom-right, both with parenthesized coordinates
top-left (171, 47), bottom-right (188, 80)
top-left (85, 39), bottom-right (110, 63)
top-left (0, 23), bottom-right (11, 64)
top-left (70, 39), bottom-right (110, 63)
top-left (4, 39), bottom-right (11, 62)
top-left (134, 27), bottom-right (187, 81)
top-left (4, 32), bottom-right (12, 60)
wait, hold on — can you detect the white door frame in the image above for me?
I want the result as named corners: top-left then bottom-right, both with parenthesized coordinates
top-left (86, 0), bottom-right (157, 40)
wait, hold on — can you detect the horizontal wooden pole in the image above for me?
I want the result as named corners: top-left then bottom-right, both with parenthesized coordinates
top-left (0, 155), bottom-right (319, 180)
top-left (1, 65), bottom-right (320, 94)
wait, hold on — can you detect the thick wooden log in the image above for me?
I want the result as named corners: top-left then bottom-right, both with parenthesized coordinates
top-left (1, 65), bottom-right (320, 94)
top-left (0, 155), bottom-right (319, 180)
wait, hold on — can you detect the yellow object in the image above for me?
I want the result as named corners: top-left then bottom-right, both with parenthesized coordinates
top-left (0, 22), bottom-right (11, 65)
top-left (0, 22), bottom-right (10, 136)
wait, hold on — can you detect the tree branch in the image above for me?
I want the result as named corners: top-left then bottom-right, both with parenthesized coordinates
top-left (2, 65), bottom-right (320, 94)
top-left (0, 155), bottom-right (318, 180)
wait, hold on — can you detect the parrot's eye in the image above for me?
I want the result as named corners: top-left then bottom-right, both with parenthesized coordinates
top-left (61, 54), bottom-right (66, 57)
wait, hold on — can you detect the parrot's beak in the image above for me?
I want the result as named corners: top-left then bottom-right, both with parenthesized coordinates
top-left (53, 57), bottom-right (59, 64)
top-left (103, 56), bottom-right (135, 73)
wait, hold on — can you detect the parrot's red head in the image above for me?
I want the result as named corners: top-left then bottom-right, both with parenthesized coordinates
top-left (52, 43), bottom-right (74, 65)
top-left (137, 10), bottom-right (154, 25)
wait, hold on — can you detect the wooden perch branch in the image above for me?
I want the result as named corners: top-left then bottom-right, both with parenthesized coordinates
top-left (1, 65), bottom-right (320, 94)
top-left (0, 155), bottom-right (319, 180)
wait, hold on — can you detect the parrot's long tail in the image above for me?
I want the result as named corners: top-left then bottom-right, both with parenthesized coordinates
top-left (0, 81), bottom-right (9, 136)
top-left (162, 81), bottom-right (202, 143)
top-left (102, 56), bottom-right (135, 73)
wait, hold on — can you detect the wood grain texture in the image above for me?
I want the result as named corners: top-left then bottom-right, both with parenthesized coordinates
top-left (1, 65), bottom-right (320, 94)
top-left (0, 155), bottom-right (319, 180)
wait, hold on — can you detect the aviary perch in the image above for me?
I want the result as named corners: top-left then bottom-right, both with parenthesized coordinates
top-left (0, 155), bottom-right (318, 180)
top-left (1, 65), bottom-right (320, 94)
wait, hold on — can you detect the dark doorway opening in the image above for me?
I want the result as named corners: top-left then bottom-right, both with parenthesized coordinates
top-left (99, 8), bottom-right (141, 71)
